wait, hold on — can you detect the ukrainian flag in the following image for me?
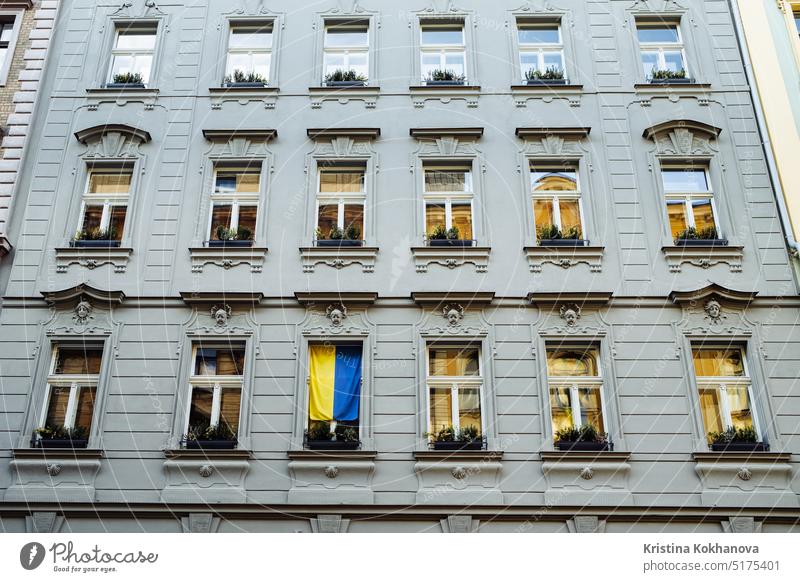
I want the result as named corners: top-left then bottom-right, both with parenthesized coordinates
top-left (309, 345), bottom-right (363, 421)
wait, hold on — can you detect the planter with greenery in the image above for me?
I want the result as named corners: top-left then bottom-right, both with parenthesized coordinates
top-left (208, 225), bottom-right (254, 247)
top-left (554, 424), bottom-right (611, 451)
top-left (525, 66), bottom-right (567, 85)
top-left (428, 224), bottom-right (473, 247)
top-left (649, 68), bottom-right (691, 84)
top-left (33, 425), bottom-right (89, 449)
top-left (673, 226), bottom-right (727, 247)
top-left (429, 425), bottom-right (483, 451)
top-left (182, 422), bottom-right (238, 450)
top-left (316, 224), bottom-right (363, 247)
top-left (708, 426), bottom-right (767, 452)
top-left (304, 420), bottom-right (360, 450)
top-left (223, 69), bottom-right (268, 87)
top-left (424, 69), bottom-right (466, 86)
top-left (107, 72), bottom-right (145, 88)
top-left (536, 224), bottom-right (586, 246)
top-left (71, 227), bottom-right (120, 248)
top-left (324, 69), bottom-right (367, 87)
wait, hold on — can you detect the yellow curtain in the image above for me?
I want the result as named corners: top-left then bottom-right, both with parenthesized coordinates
top-left (309, 345), bottom-right (336, 421)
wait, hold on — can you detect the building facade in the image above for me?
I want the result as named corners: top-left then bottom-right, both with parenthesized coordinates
top-left (0, 0), bottom-right (799, 534)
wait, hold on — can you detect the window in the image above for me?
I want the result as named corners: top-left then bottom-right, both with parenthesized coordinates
top-left (186, 345), bottom-right (245, 438)
top-left (225, 22), bottom-right (272, 83)
top-left (323, 21), bottom-right (369, 83)
top-left (315, 164), bottom-right (365, 242)
top-left (661, 165), bottom-right (719, 239)
top-left (76, 168), bottom-right (132, 243)
top-left (794, 10), bottom-right (800, 36)
top-left (307, 344), bottom-right (363, 432)
top-left (546, 347), bottom-right (606, 437)
top-left (40, 345), bottom-right (103, 435)
top-left (517, 22), bottom-right (564, 81)
top-left (108, 23), bottom-right (157, 85)
top-left (427, 345), bottom-right (483, 438)
top-left (636, 21), bottom-right (686, 79)
top-left (0, 19), bottom-right (14, 77)
top-left (531, 165), bottom-right (584, 241)
top-left (208, 164), bottom-right (260, 243)
top-left (420, 22), bottom-right (466, 82)
top-left (423, 163), bottom-right (474, 242)
top-left (693, 346), bottom-right (761, 442)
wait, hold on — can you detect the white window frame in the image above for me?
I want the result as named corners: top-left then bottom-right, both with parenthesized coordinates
top-left (78, 167), bottom-right (132, 238)
top-left (107, 23), bottom-right (158, 86)
top-left (661, 165), bottom-right (720, 235)
top-left (545, 346), bottom-right (608, 434)
top-left (39, 345), bottom-right (101, 430)
top-left (304, 342), bottom-right (365, 435)
top-left (225, 21), bottom-right (273, 83)
top-left (0, 11), bottom-right (23, 86)
top-left (636, 21), bottom-right (688, 79)
top-left (425, 344), bottom-right (485, 437)
top-left (517, 22), bottom-right (564, 81)
top-left (420, 22), bottom-right (466, 82)
top-left (315, 165), bottom-right (367, 235)
top-left (692, 346), bottom-right (762, 441)
top-left (422, 163), bottom-right (475, 238)
top-left (207, 165), bottom-right (261, 239)
top-left (323, 21), bottom-right (369, 82)
top-left (184, 345), bottom-right (245, 435)
top-left (531, 165), bottom-right (585, 239)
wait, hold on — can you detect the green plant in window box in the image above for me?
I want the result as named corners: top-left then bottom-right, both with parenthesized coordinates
top-left (34, 425), bottom-right (89, 448)
top-left (537, 224), bottom-right (584, 246)
top-left (554, 423), bottom-right (610, 451)
top-left (72, 227), bottom-right (120, 248)
top-left (425, 69), bottom-right (466, 84)
top-left (211, 225), bottom-right (254, 247)
top-left (324, 69), bottom-right (367, 86)
top-left (650, 68), bottom-right (687, 81)
top-left (223, 69), bottom-right (268, 86)
top-left (429, 224), bottom-right (449, 240)
top-left (183, 421), bottom-right (237, 449)
top-left (110, 72), bottom-right (145, 86)
top-left (305, 420), bottom-right (360, 449)
top-left (708, 426), bottom-right (767, 452)
top-left (674, 226), bottom-right (724, 246)
top-left (525, 66), bottom-right (565, 82)
top-left (429, 424), bottom-right (483, 450)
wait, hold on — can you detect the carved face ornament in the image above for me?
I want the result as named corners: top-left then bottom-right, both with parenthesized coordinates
top-left (74, 299), bottom-right (92, 324)
top-left (704, 299), bottom-right (723, 323)
top-left (211, 304), bottom-right (232, 327)
top-left (326, 304), bottom-right (347, 327)
top-left (442, 303), bottom-right (464, 327)
top-left (559, 303), bottom-right (581, 327)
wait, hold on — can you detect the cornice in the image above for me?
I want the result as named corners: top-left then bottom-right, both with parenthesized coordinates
top-left (178, 292), bottom-right (264, 306)
top-left (306, 128), bottom-right (381, 140)
top-left (515, 127), bottom-right (591, 140)
top-left (411, 292), bottom-right (495, 306)
top-left (202, 129), bottom-right (277, 142)
top-left (410, 127), bottom-right (484, 140)
top-left (75, 124), bottom-right (151, 144)
top-left (41, 284), bottom-right (125, 307)
top-left (294, 292), bottom-right (378, 306)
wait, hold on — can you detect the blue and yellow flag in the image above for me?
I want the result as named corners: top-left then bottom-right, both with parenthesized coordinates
top-left (309, 345), bottom-right (362, 421)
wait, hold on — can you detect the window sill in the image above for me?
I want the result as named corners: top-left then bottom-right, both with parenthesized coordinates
top-left (209, 85), bottom-right (279, 94)
top-left (511, 83), bottom-right (583, 107)
top-left (188, 245), bottom-right (268, 273)
top-left (85, 87), bottom-right (159, 109)
top-left (299, 245), bottom-right (378, 273)
top-left (12, 448), bottom-right (104, 459)
top-left (633, 82), bottom-right (711, 102)
top-left (524, 244), bottom-right (604, 273)
top-left (164, 448), bottom-right (252, 459)
top-left (287, 449), bottom-right (377, 460)
top-left (409, 84), bottom-right (480, 108)
top-left (209, 86), bottom-right (278, 109)
top-left (308, 85), bottom-right (379, 108)
top-left (414, 450), bottom-right (502, 461)
top-left (540, 450), bottom-right (630, 462)
top-left (661, 244), bottom-right (743, 273)
top-left (54, 246), bottom-right (133, 273)
top-left (410, 245), bottom-right (490, 273)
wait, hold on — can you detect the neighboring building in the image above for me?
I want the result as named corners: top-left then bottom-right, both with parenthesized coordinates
top-left (731, 0), bottom-right (800, 281)
top-left (0, 0), bottom-right (798, 534)
top-left (0, 1), bottom-right (59, 264)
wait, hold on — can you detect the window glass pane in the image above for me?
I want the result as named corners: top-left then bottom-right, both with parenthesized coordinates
top-left (107, 206), bottom-right (127, 240)
top-left (429, 387), bottom-right (453, 433)
top-left (662, 169), bottom-right (708, 192)
top-left (317, 204), bottom-right (339, 236)
top-left (421, 27), bottom-right (463, 46)
top-left (226, 53), bottom-right (250, 74)
top-left (424, 169), bottom-right (468, 192)
top-left (320, 170), bottom-right (364, 192)
top-left (518, 27), bottom-right (559, 44)
top-left (220, 389), bottom-right (241, 433)
top-left (74, 386), bottom-right (96, 430)
top-left (666, 200), bottom-right (688, 236)
top-left (237, 205), bottom-right (257, 234)
top-left (188, 387), bottom-right (213, 427)
top-left (425, 203), bottom-right (446, 235)
top-left (348, 53), bottom-right (368, 76)
top-left (699, 388), bottom-right (723, 437)
top-left (0, 23), bottom-right (12, 43)
top-left (325, 27), bottom-right (368, 47)
top-left (637, 25), bottom-right (679, 43)
top-left (534, 199), bottom-right (555, 234)
top-left (55, 348), bottom-right (103, 375)
top-left (194, 347), bottom-right (245, 376)
top-left (89, 172), bottom-right (131, 194)
top-left (693, 348), bottom-right (745, 378)
top-left (578, 388), bottom-right (604, 432)
top-left (726, 385), bottom-right (754, 432)
top-left (343, 204), bottom-right (364, 237)
top-left (458, 387), bottom-right (481, 433)
top-left (532, 170), bottom-right (577, 192)
top-left (0, 48), bottom-right (7, 67)
top-left (251, 53), bottom-right (271, 77)
top-left (691, 199), bottom-right (716, 232)
top-left (559, 199), bottom-right (582, 236)
top-left (428, 347), bottom-right (480, 377)
top-left (795, 15), bottom-right (800, 34)
top-left (116, 28), bottom-right (157, 50)
top-left (210, 204), bottom-right (233, 238)
top-left (215, 171), bottom-right (260, 194)
top-left (663, 51), bottom-right (685, 72)
top-left (133, 55), bottom-right (152, 83)
top-left (421, 53), bottom-right (440, 79)
top-left (443, 53), bottom-right (465, 76)
top-left (549, 387), bottom-right (573, 434)
top-left (546, 349), bottom-right (599, 376)
top-left (229, 27), bottom-right (272, 49)
top-left (81, 205), bottom-right (104, 233)
top-left (641, 51), bottom-right (659, 76)
top-left (45, 387), bottom-right (70, 427)
top-left (520, 52), bottom-right (539, 73)
top-left (542, 52), bottom-right (563, 71)
top-left (451, 202), bottom-right (472, 240)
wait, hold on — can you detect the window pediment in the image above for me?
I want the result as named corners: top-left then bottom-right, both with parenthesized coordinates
top-left (643, 120), bottom-right (721, 157)
top-left (74, 124), bottom-right (151, 158)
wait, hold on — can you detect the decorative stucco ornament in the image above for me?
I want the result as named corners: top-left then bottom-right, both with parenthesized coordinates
top-left (326, 304), bottom-right (348, 327)
top-left (559, 303), bottom-right (581, 326)
top-left (442, 303), bottom-right (465, 327)
top-left (211, 304), bottom-right (232, 327)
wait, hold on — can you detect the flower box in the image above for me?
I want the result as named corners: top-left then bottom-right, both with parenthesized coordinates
top-left (674, 238), bottom-right (729, 247)
top-left (184, 439), bottom-right (238, 450)
top-left (105, 83), bottom-right (146, 89)
top-left (538, 238), bottom-right (588, 247)
top-left (554, 440), bottom-right (611, 452)
top-left (428, 239), bottom-right (474, 247)
top-left (325, 80), bottom-right (367, 88)
top-left (432, 440), bottom-right (483, 451)
top-left (223, 81), bottom-right (268, 88)
top-left (70, 239), bottom-right (122, 248)
top-left (207, 240), bottom-right (254, 248)
top-left (648, 77), bottom-right (693, 85)
top-left (316, 239), bottom-right (363, 247)
top-left (525, 78), bottom-right (568, 86)
top-left (36, 438), bottom-right (89, 449)
top-left (710, 442), bottom-right (768, 452)
top-left (424, 80), bottom-right (466, 86)
top-left (306, 440), bottom-right (361, 451)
